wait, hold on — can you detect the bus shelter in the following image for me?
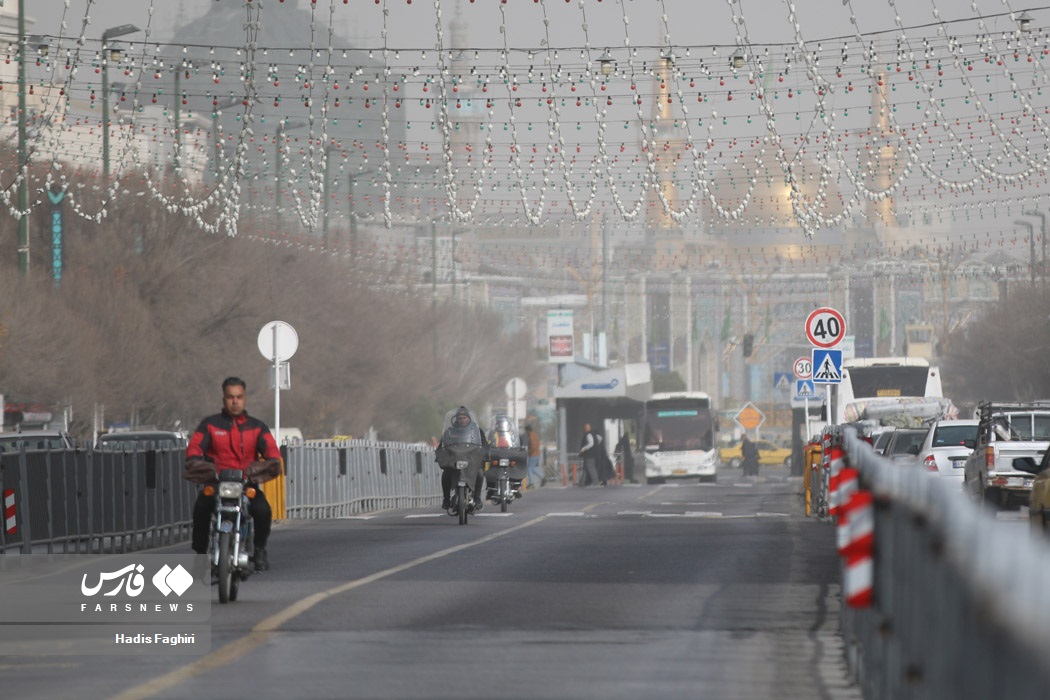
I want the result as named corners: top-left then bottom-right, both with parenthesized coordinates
top-left (553, 363), bottom-right (652, 479)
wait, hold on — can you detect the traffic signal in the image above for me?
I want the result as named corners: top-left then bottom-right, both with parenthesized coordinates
top-left (742, 333), bottom-right (754, 358)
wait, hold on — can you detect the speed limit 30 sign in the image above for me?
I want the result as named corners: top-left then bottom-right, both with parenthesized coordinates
top-left (805, 307), bottom-right (846, 349)
top-left (793, 356), bottom-right (813, 379)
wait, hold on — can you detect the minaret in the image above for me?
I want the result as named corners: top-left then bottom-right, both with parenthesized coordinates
top-left (866, 69), bottom-right (896, 227)
top-left (446, 1), bottom-right (482, 214)
top-left (645, 50), bottom-right (684, 231)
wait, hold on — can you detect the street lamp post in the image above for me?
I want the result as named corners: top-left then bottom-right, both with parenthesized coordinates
top-left (17, 0), bottom-right (28, 274)
top-left (101, 24), bottom-right (141, 180)
top-left (1015, 219), bottom-right (1036, 287)
top-left (1023, 210), bottom-right (1047, 292)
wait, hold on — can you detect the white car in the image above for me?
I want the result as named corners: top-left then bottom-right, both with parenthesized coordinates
top-left (915, 419), bottom-right (978, 483)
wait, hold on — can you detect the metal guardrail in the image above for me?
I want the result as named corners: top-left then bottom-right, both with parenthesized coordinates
top-left (835, 426), bottom-right (1050, 699)
top-left (0, 446), bottom-right (195, 554)
top-left (0, 440), bottom-right (447, 554)
top-left (282, 439), bottom-right (441, 518)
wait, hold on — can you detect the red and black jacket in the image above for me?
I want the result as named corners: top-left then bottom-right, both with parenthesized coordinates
top-left (186, 410), bottom-right (281, 473)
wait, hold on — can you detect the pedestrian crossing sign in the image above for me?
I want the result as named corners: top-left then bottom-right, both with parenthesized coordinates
top-left (795, 379), bottom-right (816, 400)
top-left (811, 349), bottom-right (843, 384)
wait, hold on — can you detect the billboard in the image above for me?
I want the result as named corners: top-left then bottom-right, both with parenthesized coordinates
top-left (547, 310), bottom-right (574, 363)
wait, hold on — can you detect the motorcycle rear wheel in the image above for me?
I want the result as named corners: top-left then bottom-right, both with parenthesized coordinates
top-left (499, 476), bottom-right (509, 512)
top-left (218, 531), bottom-right (233, 604)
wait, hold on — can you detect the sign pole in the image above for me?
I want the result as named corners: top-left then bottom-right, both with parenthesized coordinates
top-left (826, 385), bottom-right (832, 429)
top-left (273, 324), bottom-right (280, 445)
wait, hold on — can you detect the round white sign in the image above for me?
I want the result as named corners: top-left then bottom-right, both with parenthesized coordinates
top-left (505, 377), bottom-right (527, 399)
top-left (793, 356), bottom-right (813, 379)
top-left (257, 321), bottom-right (299, 361)
top-left (805, 307), bottom-right (846, 349)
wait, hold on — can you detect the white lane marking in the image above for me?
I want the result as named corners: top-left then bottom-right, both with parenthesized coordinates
top-left (337, 516), bottom-right (376, 520)
top-left (108, 515), bottom-right (550, 700)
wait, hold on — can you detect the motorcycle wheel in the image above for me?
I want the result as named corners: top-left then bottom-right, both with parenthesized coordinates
top-left (217, 531), bottom-right (233, 604)
top-left (499, 477), bottom-right (509, 512)
top-left (456, 483), bottom-right (468, 525)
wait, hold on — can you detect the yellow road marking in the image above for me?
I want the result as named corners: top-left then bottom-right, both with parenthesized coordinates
top-left (109, 515), bottom-right (549, 700)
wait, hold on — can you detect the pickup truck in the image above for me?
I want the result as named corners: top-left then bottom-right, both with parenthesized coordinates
top-left (962, 401), bottom-right (1050, 511)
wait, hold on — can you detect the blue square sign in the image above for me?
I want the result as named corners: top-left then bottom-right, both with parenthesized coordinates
top-left (811, 349), bottom-right (843, 384)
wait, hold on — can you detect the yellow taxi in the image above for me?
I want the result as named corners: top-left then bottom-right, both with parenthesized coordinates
top-left (719, 438), bottom-right (793, 469)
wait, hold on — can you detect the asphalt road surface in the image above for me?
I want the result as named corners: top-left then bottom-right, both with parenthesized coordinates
top-left (1, 465), bottom-right (864, 700)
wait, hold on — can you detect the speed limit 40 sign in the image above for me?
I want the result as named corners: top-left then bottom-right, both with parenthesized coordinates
top-left (805, 307), bottom-right (846, 349)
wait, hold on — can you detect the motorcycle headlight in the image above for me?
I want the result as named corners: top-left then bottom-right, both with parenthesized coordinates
top-left (218, 481), bottom-right (244, 499)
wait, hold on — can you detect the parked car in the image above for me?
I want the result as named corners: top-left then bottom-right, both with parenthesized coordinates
top-left (95, 430), bottom-right (186, 450)
top-left (882, 428), bottom-right (929, 465)
top-left (0, 429), bottom-right (76, 453)
top-left (915, 419), bottom-right (978, 483)
top-left (720, 438), bottom-right (792, 469)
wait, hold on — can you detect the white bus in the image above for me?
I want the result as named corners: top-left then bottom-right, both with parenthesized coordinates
top-left (830, 357), bottom-right (951, 426)
top-left (641, 392), bottom-right (719, 484)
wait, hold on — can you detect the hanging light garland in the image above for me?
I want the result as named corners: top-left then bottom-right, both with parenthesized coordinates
top-left (2, 0), bottom-right (1050, 240)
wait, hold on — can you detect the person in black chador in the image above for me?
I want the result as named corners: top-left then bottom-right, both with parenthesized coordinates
top-left (741, 434), bottom-right (761, 477)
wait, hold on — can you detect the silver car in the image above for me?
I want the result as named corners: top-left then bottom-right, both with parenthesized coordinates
top-left (915, 419), bottom-right (978, 484)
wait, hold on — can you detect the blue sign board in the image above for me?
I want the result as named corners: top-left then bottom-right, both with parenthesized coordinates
top-left (811, 349), bottom-right (843, 384)
top-left (795, 379), bottom-right (816, 400)
top-left (773, 372), bottom-right (793, 391)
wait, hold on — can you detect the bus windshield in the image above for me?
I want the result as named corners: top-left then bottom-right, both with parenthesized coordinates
top-left (644, 400), bottom-right (715, 452)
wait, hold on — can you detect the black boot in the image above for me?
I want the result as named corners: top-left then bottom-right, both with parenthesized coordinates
top-left (254, 546), bottom-right (269, 572)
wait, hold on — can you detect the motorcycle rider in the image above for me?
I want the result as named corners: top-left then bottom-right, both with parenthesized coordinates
top-left (438, 406), bottom-right (488, 511)
top-left (489, 413), bottom-right (524, 497)
top-left (186, 376), bottom-right (282, 572)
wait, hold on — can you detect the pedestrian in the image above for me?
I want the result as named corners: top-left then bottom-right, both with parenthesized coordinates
top-left (525, 424), bottom-right (544, 487)
top-left (741, 434), bottom-right (760, 477)
top-left (578, 422), bottom-right (601, 486)
top-left (185, 376), bottom-right (282, 572)
top-left (617, 429), bottom-right (635, 483)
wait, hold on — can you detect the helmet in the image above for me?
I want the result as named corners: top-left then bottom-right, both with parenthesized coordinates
top-left (452, 407), bottom-right (472, 427)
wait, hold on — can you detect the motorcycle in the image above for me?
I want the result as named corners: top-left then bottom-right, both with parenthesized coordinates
top-left (207, 468), bottom-right (255, 603)
top-left (435, 407), bottom-right (487, 525)
top-left (485, 414), bottom-right (528, 513)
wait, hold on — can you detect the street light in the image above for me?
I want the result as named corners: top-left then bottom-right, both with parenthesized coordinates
top-left (347, 169), bottom-right (375, 259)
top-left (17, 0), bottom-right (28, 274)
top-left (597, 49), bottom-right (615, 77)
top-left (1019, 11), bottom-right (1033, 33)
top-left (1015, 219), bottom-right (1036, 287)
top-left (101, 24), bottom-right (141, 180)
top-left (1023, 210), bottom-right (1047, 292)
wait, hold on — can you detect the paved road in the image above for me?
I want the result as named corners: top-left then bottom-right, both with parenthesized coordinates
top-left (1, 465), bottom-right (864, 700)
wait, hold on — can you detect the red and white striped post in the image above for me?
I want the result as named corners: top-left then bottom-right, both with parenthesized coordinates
top-left (840, 490), bottom-right (875, 607)
top-left (3, 489), bottom-right (15, 535)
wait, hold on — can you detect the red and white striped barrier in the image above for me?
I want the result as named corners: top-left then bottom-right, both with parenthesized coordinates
top-left (3, 489), bottom-right (15, 535)
top-left (829, 465), bottom-right (858, 518)
top-left (843, 548), bottom-right (873, 608)
top-left (840, 490), bottom-right (875, 608)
